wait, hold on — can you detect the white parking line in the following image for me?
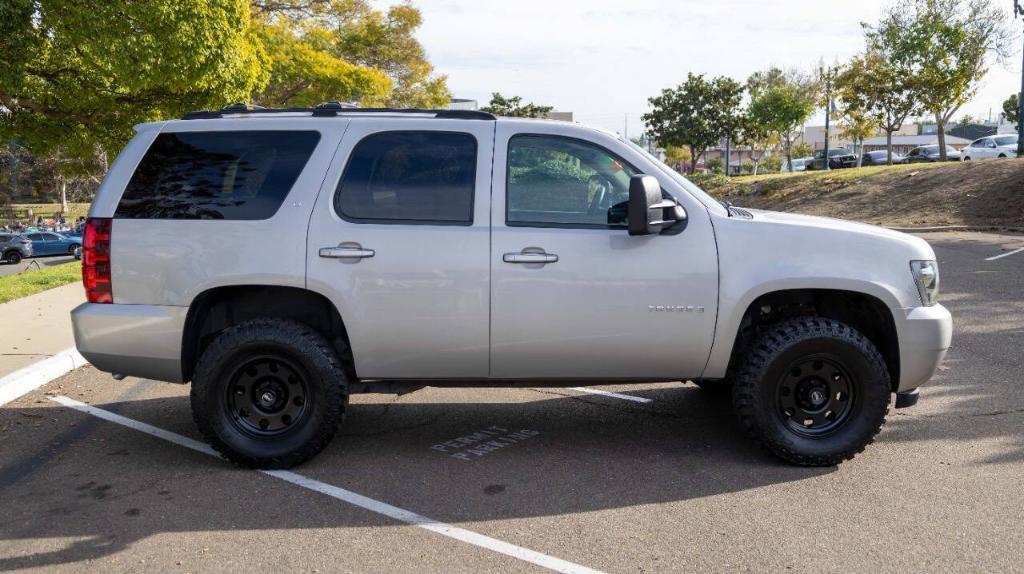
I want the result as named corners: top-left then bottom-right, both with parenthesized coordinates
top-left (569, 387), bottom-right (653, 403)
top-left (985, 247), bottom-right (1024, 261)
top-left (0, 347), bottom-right (87, 407)
top-left (49, 395), bottom-right (605, 574)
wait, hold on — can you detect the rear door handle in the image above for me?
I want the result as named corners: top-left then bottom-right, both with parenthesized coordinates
top-left (503, 252), bottom-right (558, 264)
top-left (319, 246), bottom-right (375, 259)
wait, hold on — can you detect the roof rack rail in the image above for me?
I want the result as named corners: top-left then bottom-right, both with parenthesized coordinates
top-left (181, 103), bottom-right (496, 121)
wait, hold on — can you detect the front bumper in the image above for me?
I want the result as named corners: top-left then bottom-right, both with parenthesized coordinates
top-left (896, 303), bottom-right (952, 392)
top-left (71, 303), bottom-right (188, 383)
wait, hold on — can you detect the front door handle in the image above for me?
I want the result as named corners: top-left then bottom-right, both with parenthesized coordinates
top-left (503, 252), bottom-right (558, 264)
top-left (319, 245), bottom-right (375, 259)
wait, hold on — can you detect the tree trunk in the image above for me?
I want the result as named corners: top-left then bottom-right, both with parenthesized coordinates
top-left (689, 145), bottom-right (697, 174)
top-left (856, 140), bottom-right (864, 168)
top-left (60, 177), bottom-right (67, 214)
top-left (785, 136), bottom-right (794, 173)
top-left (886, 130), bottom-right (893, 165)
top-left (936, 112), bottom-right (947, 161)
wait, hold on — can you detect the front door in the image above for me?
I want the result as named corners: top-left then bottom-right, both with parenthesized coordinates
top-left (306, 119), bottom-right (495, 379)
top-left (489, 125), bottom-right (719, 379)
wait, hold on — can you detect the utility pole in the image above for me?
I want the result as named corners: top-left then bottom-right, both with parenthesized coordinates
top-left (1017, 0), bottom-right (1024, 158)
top-left (822, 65), bottom-right (835, 171)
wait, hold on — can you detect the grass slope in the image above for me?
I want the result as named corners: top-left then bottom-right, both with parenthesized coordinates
top-left (705, 159), bottom-right (1024, 228)
top-left (0, 261), bottom-right (81, 304)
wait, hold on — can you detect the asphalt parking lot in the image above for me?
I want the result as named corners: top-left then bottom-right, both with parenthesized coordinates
top-left (1, 231), bottom-right (1021, 573)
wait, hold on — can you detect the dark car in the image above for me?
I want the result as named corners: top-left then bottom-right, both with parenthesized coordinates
top-left (807, 148), bottom-right (858, 170)
top-left (0, 233), bottom-right (33, 264)
top-left (861, 150), bottom-right (907, 166)
top-left (905, 145), bottom-right (961, 163)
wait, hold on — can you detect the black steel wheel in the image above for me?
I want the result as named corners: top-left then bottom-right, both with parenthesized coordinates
top-left (191, 319), bottom-right (348, 469)
top-left (732, 316), bottom-right (891, 466)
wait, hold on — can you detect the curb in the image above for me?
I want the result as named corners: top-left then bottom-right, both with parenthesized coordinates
top-left (0, 347), bottom-right (88, 407)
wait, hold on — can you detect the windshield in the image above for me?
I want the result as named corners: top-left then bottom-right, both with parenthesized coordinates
top-left (627, 140), bottom-right (727, 215)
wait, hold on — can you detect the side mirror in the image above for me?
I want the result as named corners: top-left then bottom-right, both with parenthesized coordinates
top-left (628, 175), bottom-right (686, 236)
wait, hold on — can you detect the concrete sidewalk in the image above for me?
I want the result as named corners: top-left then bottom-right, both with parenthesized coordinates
top-left (0, 283), bottom-right (84, 378)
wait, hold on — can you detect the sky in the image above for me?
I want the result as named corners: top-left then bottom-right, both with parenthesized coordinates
top-left (378, 0), bottom-right (1023, 136)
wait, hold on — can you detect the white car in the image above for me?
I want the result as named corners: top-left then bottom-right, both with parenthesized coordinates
top-left (71, 103), bottom-right (951, 469)
top-left (780, 156), bottom-right (813, 172)
top-left (961, 134), bottom-right (1019, 161)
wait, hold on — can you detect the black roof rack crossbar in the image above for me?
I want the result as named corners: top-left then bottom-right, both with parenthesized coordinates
top-left (182, 104), bottom-right (496, 121)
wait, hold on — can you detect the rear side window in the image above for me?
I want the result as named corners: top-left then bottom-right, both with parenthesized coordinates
top-left (335, 131), bottom-right (477, 225)
top-left (115, 131), bottom-right (320, 220)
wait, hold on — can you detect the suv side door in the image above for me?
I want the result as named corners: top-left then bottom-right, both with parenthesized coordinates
top-left (306, 119), bottom-right (495, 379)
top-left (489, 123), bottom-right (719, 379)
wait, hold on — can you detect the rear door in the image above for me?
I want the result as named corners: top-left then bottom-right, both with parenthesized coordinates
top-left (306, 119), bottom-right (495, 379)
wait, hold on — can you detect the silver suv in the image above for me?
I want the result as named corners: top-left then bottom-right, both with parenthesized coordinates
top-left (72, 104), bottom-right (952, 469)
top-left (1, 233), bottom-right (32, 264)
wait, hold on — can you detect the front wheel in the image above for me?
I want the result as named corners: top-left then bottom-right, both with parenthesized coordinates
top-left (190, 319), bottom-right (348, 469)
top-left (731, 316), bottom-right (890, 466)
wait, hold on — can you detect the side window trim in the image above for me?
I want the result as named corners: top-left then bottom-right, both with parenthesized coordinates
top-left (333, 130), bottom-right (478, 227)
top-left (504, 133), bottom-right (641, 230)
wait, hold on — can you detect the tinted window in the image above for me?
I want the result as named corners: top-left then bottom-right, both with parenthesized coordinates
top-left (506, 135), bottom-right (639, 228)
top-left (27, 233), bottom-right (42, 241)
top-left (335, 131), bottom-right (477, 224)
top-left (42, 233), bottom-right (60, 241)
top-left (116, 131), bottom-right (320, 220)
top-left (994, 136), bottom-right (1017, 146)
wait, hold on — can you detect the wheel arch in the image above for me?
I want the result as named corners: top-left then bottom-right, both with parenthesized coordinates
top-left (707, 286), bottom-right (901, 391)
top-left (182, 285), bottom-right (354, 383)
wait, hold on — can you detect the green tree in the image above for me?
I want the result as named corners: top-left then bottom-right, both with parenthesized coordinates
top-left (331, 1), bottom-right (450, 108)
top-left (867, 0), bottom-right (1012, 160)
top-left (251, 18), bottom-right (391, 107)
top-left (837, 53), bottom-right (920, 165)
top-left (643, 73), bottom-right (745, 173)
top-left (747, 68), bottom-right (816, 173)
top-left (838, 109), bottom-right (880, 168)
top-left (1003, 94), bottom-right (1020, 125)
top-left (480, 93), bottom-right (554, 118)
top-left (0, 0), bottom-right (269, 162)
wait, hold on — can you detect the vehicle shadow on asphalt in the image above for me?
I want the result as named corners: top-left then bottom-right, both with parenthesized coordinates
top-left (0, 386), bottom-right (833, 569)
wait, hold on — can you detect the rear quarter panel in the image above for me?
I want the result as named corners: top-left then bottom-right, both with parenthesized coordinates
top-left (98, 118), bottom-right (349, 306)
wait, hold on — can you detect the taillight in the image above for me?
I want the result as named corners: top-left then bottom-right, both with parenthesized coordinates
top-left (82, 217), bottom-right (112, 304)
top-left (20, 239), bottom-right (30, 245)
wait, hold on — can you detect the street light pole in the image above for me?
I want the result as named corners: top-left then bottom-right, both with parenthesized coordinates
top-left (1017, 0), bottom-right (1024, 158)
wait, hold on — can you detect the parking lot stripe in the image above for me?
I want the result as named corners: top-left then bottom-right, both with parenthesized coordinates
top-left (49, 395), bottom-right (606, 574)
top-left (0, 347), bottom-right (87, 407)
top-left (569, 387), bottom-right (653, 403)
top-left (985, 247), bottom-right (1024, 261)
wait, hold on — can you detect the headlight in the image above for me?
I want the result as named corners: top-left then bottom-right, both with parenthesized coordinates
top-left (910, 260), bottom-right (939, 306)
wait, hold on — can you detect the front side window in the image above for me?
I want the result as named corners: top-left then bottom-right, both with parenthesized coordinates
top-left (507, 135), bottom-right (638, 227)
top-left (335, 131), bottom-right (477, 225)
top-left (116, 130), bottom-right (321, 220)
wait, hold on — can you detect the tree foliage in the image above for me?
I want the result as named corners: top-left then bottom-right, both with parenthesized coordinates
top-left (0, 0), bottom-right (268, 160)
top-left (643, 73), bottom-right (745, 173)
top-left (866, 0), bottom-right (1011, 159)
top-left (836, 54), bottom-right (918, 164)
top-left (1004, 94), bottom-right (1020, 125)
top-left (480, 93), bottom-right (554, 117)
top-left (746, 68), bottom-right (816, 173)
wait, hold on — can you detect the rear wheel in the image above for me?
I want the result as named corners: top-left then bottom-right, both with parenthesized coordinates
top-left (68, 244), bottom-right (79, 255)
top-left (731, 316), bottom-right (890, 466)
top-left (190, 319), bottom-right (348, 469)
top-left (3, 251), bottom-right (20, 264)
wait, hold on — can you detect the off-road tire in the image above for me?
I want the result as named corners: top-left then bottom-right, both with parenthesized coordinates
top-left (191, 319), bottom-right (348, 469)
top-left (731, 316), bottom-right (890, 466)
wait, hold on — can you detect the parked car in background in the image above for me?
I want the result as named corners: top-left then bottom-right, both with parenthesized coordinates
top-left (961, 134), bottom-right (1019, 161)
top-left (26, 231), bottom-right (81, 256)
top-left (0, 233), bottom-right (33, 264)
top-left (779, 156), bottom-right (814, 172)
top-left (905, 145), bottom-right (961, 163)
top-left (861, 150), bottom-right (906, 166)
top-left (806, 148), bottom-right (857, 170)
